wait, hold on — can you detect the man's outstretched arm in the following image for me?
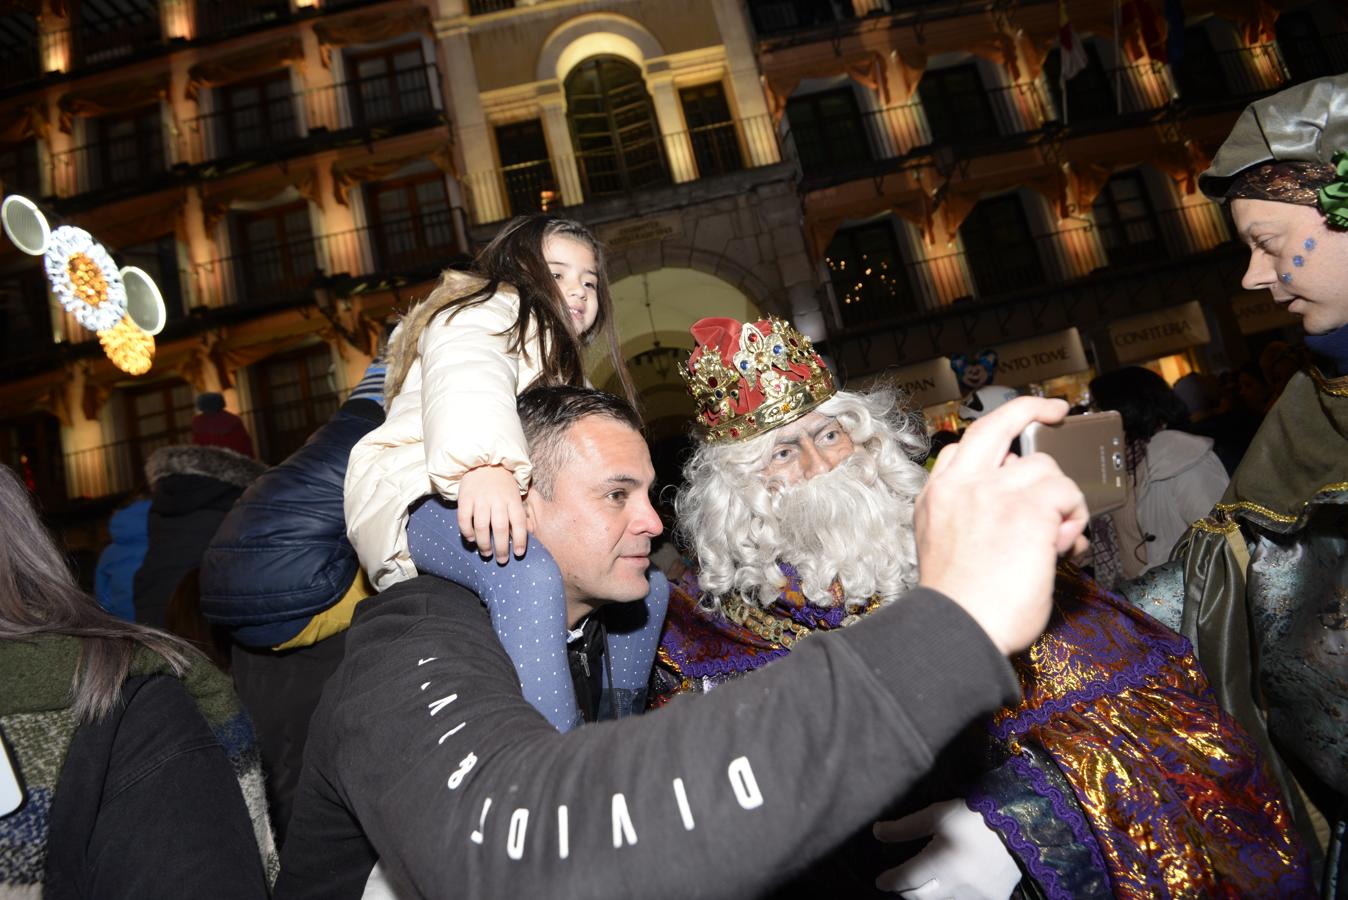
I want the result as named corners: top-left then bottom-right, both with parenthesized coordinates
top-left (277, 578), bottom-right (1019, 900)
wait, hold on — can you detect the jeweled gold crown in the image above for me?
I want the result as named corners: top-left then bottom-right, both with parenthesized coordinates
top-left (682, 316), bottom-right (836, 444)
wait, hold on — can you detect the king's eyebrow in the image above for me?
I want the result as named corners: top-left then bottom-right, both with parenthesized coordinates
top-left (808, 418), bottom-right (838, 438)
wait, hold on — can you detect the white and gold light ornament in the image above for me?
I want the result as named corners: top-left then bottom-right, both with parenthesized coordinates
top-left (43, 225), bottom-right (127, 333)
top-left (97, 313), bottom-right (156, 375)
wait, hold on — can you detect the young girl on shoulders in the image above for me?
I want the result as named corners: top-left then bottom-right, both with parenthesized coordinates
top-left (345, 215), bottom-right (668, 731)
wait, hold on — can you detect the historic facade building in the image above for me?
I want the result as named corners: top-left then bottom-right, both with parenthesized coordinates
top-left (0, 0), bottom-right (1344, 531)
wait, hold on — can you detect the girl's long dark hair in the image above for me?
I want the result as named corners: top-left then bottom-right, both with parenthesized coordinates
top-left (385, 215), bottom-right (638, 412)
top-left (0, 465), bottom-right (192, 722)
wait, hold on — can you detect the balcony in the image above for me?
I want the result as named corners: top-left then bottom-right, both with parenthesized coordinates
top-left (464, 114), bottom-right (785, 224)
top-left (1173, 42), bottom-right (1287, 107)
top-left (792, 81), bottom-right (1052, 183)
top-left (63, 389), bottom-right (343, 502)
top-left (68, 2), bottom-right (163, 71)
top-left (749, 0), bottom-right (856, 37)
top-left (195, 0), bottom-right (291, 42)
top-left (189, 210), bottom-right (465, 310)
top-left (0, 11), bottom-right (41, 92)
top-left (48, 132), bottom-right (169, 200)
top-left (179, 62), bottom-right (444, 166)
top-left (1280, 31), bottom-right (1348, 82)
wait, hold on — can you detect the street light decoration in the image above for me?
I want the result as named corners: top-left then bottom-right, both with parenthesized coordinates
top-left (97, 314), bottom-right (155, 376)
top-left (44, 225), bottom-right (127, 333)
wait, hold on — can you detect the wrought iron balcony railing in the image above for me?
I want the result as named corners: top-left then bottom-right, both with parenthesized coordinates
top-left (824, 204), bottom-right (1230, 332)
top-left (62, 389), bottom-right (344, 501)
top-left (188, 209), bottom-right (465, 310)
top-left (179, 62), bottom-right (444, 165)
top-left (463, 114), bottom-right (788, 224)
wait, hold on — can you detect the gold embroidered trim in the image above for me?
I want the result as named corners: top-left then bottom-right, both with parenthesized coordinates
top-left (1215, 481), bottom-right (1348, 523)
top-left (1189, 517), bottom-right (1241, 535)
top-left (1309, 365), bottom-right (1348, 397)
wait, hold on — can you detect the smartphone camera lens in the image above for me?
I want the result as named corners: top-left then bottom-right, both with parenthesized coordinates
top-left (1112, 452), bottom-right (1124, 470)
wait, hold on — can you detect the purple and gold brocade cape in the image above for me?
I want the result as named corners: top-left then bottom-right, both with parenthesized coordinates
top-left (980, 568), bottom-right (1312, 898)
top-left (651, 567), bottom-right (1313, 897)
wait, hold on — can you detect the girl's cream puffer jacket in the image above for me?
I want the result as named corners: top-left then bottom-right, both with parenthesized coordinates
top-left (344, 272), bottom-right (542, 591)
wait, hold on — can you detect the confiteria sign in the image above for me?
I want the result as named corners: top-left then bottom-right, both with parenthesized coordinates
top-left (1109, 301), bottom-right (1211, 363)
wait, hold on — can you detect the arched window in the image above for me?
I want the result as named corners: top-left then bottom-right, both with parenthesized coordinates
top-left (565, 56), bottom-right (668, 198)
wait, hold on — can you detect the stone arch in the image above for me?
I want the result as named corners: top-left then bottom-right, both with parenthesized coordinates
top-left (606, 242), bottom-right (785, 322)
top-left (536, 14), bottom-right (665, 84)
top-left (593, 267), bottom-right (765, 442)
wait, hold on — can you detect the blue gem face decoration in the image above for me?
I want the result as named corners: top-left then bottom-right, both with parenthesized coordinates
top-left (1294, 255), bottom-right (1305, 267)
top-left (1280, 272), bottom-right (1294, 285)
top-left (1305, 238), bottom-right (1316, 251)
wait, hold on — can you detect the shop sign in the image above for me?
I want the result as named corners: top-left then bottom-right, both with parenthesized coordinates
top-left (1110, 301), bottom-right (1210, 363)
top-left (878, 357), bottom-right (963, 408)
top-left (993, 329), bottom-right (1089, 387)
top-left (1231, 291), bottom-right (1299, 336)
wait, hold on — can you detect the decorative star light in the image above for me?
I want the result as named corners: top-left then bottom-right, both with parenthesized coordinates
top-left (43, 225), bottom-right (127, 333)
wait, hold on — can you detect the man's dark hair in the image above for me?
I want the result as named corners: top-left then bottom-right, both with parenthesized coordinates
top-left (517, 386), bottom-right (642, 498)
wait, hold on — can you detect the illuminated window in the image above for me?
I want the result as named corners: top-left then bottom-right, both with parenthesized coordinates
top-left (346, 42), bottom-right (435, 129)
top-left (825, 219), bottom-right (914, 328)
top-left (366, 172), bottom-right (456, 273)
top-left (217, 71), bottom-right (297, 157)
top-left (231, 203), bottom-right (318, 305)
top-left (250, 344), bottom-right (339, 462)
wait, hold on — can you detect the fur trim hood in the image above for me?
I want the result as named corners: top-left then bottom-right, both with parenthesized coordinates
top-left (144, 444), bottom-right (266, 490)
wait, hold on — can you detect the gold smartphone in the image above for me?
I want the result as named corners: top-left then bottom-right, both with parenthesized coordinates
top-left (1019, 411), bottom-right (1127, 517)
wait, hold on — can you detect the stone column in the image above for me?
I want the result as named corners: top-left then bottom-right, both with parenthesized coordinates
top-left (645, 64), bottom-right (696, 184)
top-left (434, 23), bottom-right (503, 224)
top-left (709, 0), bottom-right (780, 166)
top-left (538, 84), bottom-right (583, 207)
top-left (299, 23), bottom-right (340, 133)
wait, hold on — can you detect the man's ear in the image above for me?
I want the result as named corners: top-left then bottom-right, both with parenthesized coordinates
top-left (522, 490), bottom-right (539, 532)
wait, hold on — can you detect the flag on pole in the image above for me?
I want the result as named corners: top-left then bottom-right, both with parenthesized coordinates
top-left (1059, 0), bottom-right (1089, 80)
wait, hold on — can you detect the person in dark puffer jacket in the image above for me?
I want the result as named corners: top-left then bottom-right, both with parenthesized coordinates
top-left (133, 445), bottom-right (266, 629)
top-left (199, 358), bottom-right (385, 843)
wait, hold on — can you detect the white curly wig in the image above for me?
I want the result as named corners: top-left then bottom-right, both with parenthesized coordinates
top-left (676, 387), bottom-right (929, 611)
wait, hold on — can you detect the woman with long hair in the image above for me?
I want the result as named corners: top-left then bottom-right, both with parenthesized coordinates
top-left (0, 464), bottom-right (275, 897)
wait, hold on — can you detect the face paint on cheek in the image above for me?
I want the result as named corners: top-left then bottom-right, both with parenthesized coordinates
top-left (1305, 238), bottom-right (1317, 252)
top-left (1281, 272), bottom-right (1294, 285)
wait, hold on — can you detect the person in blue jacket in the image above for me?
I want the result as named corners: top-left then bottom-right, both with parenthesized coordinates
top-left (199, 358), bottom-right (387, 843)
top-left (94, 497), bottom-right (150, 621)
